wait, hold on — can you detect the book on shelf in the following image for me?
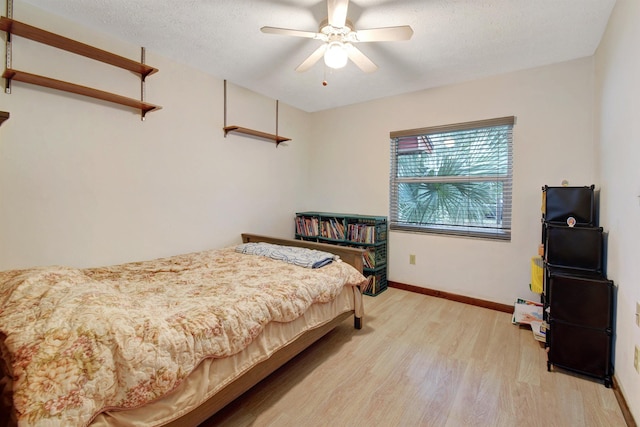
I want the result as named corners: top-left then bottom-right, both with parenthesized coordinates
top-left (364, 274), bottom-right (376, 294)
top-left (363, 248), bottom-right (376, 269)
top-left (347, 223), bottom-right (376, 243)
top-left (296, 216), bottom-right (319, 236)
top-left (321, 218), bottom-right (345, 240)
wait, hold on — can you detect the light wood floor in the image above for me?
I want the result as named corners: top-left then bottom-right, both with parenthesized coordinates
top-left (201, 287), bottom-right (627, 427)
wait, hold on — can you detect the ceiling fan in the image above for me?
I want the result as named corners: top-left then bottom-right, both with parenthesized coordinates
top-left (260, 0), bottom-right (413, 73)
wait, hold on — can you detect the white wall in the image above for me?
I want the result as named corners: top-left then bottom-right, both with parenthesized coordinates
top-left (309, 58), bottom-right (597, 306)
top-left (595, 0), bottom-right (640, 419)
top-left (0, 1), bottom-right (312, 269)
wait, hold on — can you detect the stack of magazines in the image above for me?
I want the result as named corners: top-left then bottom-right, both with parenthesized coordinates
top-left (512, 298), bottom-right (547, 342)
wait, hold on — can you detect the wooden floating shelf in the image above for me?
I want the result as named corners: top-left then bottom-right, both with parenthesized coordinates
top-left (0, 17), bottom-right (158, 78)
top-left (0, 111), bottom-right (9, 126)
top-left (1, 16), bottom-right (161, 117)
top-left (3, 69), bottom-right (162, 114)
top-left (223, 126), bottom-right (291, 145)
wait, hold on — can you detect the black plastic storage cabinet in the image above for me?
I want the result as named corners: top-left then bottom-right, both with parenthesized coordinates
top-left (545, 269), bottom-right (614, 387)
top-left (543, 185), bottom-right (596, 225)
top-left (544, 224), bottom-right (603, 272)
top-left (541, 185), bottom-right (614, 387)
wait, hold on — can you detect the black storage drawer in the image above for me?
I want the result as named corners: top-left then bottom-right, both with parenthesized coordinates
top-left (547, 271), bottom-right (613, 329)
top-left (543, 185), bottom-right (596, 226)
top-left (544, 224), bottom-right (603, 272)
top-left (547, 319), bottom-right (612, 383)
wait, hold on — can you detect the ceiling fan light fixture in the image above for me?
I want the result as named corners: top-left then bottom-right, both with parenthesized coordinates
top-left (324, 42), bottom-right (348, 69)
top-left (261, 0), bottom-right (412, 73)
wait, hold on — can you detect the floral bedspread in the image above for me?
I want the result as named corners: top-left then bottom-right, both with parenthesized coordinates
top-left (0, 247), bottom-right (367, 427)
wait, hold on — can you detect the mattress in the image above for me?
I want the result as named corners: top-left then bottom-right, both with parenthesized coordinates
top-left (91, 286), bottom-right (357, 426)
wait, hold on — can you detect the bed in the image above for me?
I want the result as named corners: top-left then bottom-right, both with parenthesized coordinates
top-left (0, 233), bottom-right (368, 427)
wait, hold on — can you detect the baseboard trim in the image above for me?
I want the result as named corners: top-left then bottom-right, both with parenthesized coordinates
top-left (613, 376), bottom-right (637, 427)
top-left (388, 281), bottom-right (637, 427)
top-left (388, 281), bottom-right (513, 313)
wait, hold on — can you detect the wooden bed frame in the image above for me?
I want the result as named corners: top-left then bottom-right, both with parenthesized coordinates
top-left (161, 233), bottom-right (366, 426)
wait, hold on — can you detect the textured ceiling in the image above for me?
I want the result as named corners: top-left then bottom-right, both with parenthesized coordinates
top-left (19, 0), bottom-right (616, 112)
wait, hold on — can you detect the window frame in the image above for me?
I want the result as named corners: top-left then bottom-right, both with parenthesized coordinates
top-left (389, 116), bottom-right (515, 241)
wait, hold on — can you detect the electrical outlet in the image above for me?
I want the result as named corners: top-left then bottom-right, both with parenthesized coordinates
top-left (409, 254), bottom-right (416, 265)
top-left (635, 345), bottom-right (640, 374)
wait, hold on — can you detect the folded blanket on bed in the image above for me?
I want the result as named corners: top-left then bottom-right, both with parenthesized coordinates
top-left (235, 242), bottom-right (337, 268)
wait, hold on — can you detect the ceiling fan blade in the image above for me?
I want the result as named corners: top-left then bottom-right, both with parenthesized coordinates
top-left (327, 0), bottom-right (349, 28)
top-left (261, 26), bottom-right (323, 39)
top-left (344, 44), bottom-right (377, 73)
top-left (296, 44), bottom-right (327, 72)
top-left (353, 25), bottom-right (414, 42)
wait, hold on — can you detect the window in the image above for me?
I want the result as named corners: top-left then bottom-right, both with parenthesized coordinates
top-left (389, 116), bottom-right (514, 240)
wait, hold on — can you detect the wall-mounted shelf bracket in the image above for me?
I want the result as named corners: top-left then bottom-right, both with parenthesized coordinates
top-left (4, 0), bottom-right (13, 94)
top-left (140, 46), bottom-right (148, 121)
top-left (0, 111), bottom-right (9, 126)
top-left (223, 80), bottom-right (290, 147)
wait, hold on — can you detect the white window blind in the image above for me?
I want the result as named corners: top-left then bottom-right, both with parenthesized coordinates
top-left (389, 116), bottom-right (514, 240)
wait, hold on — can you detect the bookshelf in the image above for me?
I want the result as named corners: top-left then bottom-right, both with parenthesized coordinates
top-left (295, 212), bottom-right (388, 296)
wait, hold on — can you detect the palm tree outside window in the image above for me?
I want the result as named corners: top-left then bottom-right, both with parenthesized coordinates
top-left (389, 116), bottom-right (514, 240)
